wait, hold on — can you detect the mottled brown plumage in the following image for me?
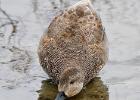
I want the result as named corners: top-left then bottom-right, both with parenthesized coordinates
top-left (38, 0), bottom-right (108, 97)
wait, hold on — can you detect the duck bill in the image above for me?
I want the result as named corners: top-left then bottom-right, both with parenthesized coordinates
top-left (55, 91), bottom-right (66, 100)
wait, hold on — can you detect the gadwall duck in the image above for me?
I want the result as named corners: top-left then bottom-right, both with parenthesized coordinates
top-left (38, 0), bottom-right (108, 99)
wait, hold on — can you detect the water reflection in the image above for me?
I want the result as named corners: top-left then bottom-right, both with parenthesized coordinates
top-left (38, 77), bottom-right (109, 100)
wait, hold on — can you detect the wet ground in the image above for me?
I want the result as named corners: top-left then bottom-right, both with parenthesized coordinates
top-left (0, 0), bottom-right (140, 100)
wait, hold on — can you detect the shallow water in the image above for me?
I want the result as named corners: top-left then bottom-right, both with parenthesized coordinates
top-left (0, 0), bottom-right (140, 100)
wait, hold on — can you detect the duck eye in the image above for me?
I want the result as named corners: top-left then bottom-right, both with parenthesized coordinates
top-left (70, 81), bottom-right (75, 84)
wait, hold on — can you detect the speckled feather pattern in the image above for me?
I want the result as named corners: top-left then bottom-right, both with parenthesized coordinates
top-left (38, 1), bottom-right (108, 85)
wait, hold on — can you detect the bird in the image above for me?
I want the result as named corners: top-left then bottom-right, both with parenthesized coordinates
top-left (38, 0), bottom-right (108, 99)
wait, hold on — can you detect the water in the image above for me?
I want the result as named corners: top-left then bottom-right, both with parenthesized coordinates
top-left (0, 0), bottom-right (140, 100)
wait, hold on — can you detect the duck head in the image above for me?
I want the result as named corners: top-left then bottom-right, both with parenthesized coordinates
top-left (55, 67), bottom-right (84, 100)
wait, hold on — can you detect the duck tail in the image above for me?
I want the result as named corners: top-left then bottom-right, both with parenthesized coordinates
top-left (76, 0), bottom-right (91, 6)
top-left (69, 0), bottom-right (92, 9)
top-left (81, 0), bottom-right (91, 4)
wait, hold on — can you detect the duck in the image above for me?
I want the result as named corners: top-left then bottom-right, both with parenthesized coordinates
top-left (38, 0), bottom-right (108, 99)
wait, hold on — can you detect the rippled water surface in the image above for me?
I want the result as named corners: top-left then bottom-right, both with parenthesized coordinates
top-left (0, 0), bottom-right (140, 100)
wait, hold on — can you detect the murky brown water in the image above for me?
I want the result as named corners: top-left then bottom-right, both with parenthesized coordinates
top-left (0, 0), bottom-right (140, 100)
